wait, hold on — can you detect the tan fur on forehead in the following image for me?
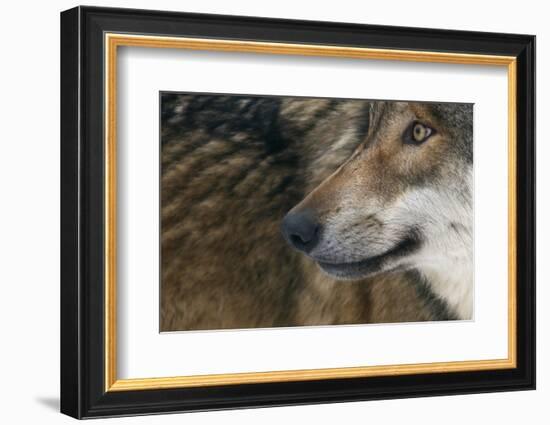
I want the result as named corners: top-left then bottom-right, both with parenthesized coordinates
top-left (303, 101), bottom-right (454, 215)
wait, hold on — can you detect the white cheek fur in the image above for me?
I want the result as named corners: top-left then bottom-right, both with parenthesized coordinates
top-left (399, 179), bottom-right (473, 319)
top-left (311, 169), bottom-right (474, 319)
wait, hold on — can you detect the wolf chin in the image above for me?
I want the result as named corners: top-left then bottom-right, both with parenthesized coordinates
top-left (281, 101), bottom-right (473, 320)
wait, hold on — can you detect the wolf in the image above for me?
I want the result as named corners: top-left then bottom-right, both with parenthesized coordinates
top-left (281, 101), bottom-right (474, 320)
top-left (161, 94), bottom-right (465, 331)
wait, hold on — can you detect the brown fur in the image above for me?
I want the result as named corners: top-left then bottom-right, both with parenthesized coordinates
top-left (160, 95), bottom-right (443, 331)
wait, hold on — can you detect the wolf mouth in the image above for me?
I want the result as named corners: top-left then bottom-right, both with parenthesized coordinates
top-left (315, 236), bottom-right (419, 279)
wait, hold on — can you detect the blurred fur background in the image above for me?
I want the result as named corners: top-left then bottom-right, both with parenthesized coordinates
top-left (160, 93), bottom-right (452, 331)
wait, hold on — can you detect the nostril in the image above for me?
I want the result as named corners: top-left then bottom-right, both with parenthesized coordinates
top-left (281, 210), bottom-right (320, 253)
top-left (290, 233), bottom-right (306, 247)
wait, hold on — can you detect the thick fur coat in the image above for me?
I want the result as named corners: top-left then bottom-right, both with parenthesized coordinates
top-left (160, 94), bottom-right (470, 331)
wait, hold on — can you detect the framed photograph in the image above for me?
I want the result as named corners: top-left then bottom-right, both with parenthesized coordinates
top-left (60, 6), bottom-right (535, 419)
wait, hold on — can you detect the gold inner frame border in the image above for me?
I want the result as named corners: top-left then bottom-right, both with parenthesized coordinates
top-left (104, 33), bottom-right (517, 392)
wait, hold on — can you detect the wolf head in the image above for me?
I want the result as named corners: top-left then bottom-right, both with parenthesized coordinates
top-left (282, 101), bottom-right (473, 317)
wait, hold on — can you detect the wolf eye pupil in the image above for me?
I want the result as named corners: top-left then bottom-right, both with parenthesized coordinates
top-left (403, 121), bottom-right (434, 145)
top-left (413, 123), bottom-right (426, 142)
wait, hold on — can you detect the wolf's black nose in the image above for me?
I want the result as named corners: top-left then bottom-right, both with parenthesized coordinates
top-left (281, 210), bottom-right (320, 253)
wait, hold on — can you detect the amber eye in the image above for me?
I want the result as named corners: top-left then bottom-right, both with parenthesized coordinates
top-left (404, 121), bottom-right (435, 145)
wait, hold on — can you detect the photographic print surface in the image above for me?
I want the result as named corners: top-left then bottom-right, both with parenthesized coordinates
top-left (160, 93), bottom-right (473, 332)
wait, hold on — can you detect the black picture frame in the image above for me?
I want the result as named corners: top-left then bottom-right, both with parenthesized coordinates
top-left (61, 5), bottom-right (535, 419)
